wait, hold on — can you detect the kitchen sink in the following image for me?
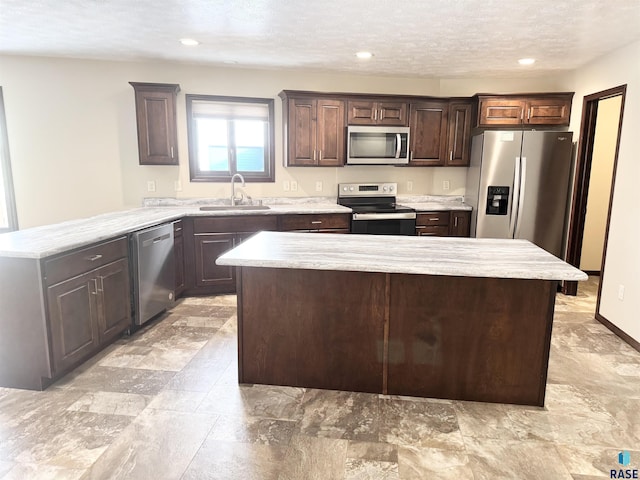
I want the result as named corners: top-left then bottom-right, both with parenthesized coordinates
top-left (199, 205), bottom-right (271, 211)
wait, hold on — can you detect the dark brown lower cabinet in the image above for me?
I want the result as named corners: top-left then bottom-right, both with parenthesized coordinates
top-left (194, 233), bottom-right (236, 290)
top-left (449, 211), bottom-right (471, 237)
top-left (47, 258), bottom-right (131, 375)
top-left (415, 210), bottom-right (471, 237)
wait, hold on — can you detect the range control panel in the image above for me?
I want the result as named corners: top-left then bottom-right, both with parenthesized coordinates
top-left (338, 183), bottom-right (397, 197)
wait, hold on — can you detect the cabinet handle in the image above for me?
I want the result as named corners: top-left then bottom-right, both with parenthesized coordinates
top-left (319, 150), bottom-right (323, 161)
top-left (373, 109), bottom-right (377, 121)
top-left (527, 108), bottom-right (531, 120)
top-left (449, 151), bottom-right (453, 162)
top-left (378, 109), bottom-right (383, 121)
top-left (454, 217), bottom-right (459, 227)
top-left (409, 151), bottom-right (413, 161)
top-left (311, 221), bottom-right (322, 224)
top-left (97, 277), bottom-right (104, 294)
top-left (313, 150), bottom-right (316, 161)
top-left (86, 254), bottom-right (103, 262)
top-left (520, 109), bottom-right (524, 120)
top-left (170, 146), bottom-right (174, 158)
top-left (90, 278), bottom-right (98, 296)
top-left (429, 218), bottom-right (440, 222)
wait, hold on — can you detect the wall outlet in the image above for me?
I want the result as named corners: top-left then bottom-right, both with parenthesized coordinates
top-left (146, 180), bottom-right (156, 192)
top-left (315, 181), bottom-right (323, 192)
top-left (618, 285), bottom-right (625, 301)
top-left (407, 181), bottom-right (413, 192)
top-left (442, 180), bottom-right (450, 191)
top-left (174, 180), bottom-right (182, 192)
top-left (283, 180), bottom-right (290, 191)
top-left (291, 181), bottom-right (298, 192)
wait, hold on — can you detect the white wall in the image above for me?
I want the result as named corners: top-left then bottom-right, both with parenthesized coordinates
top-left (564, 40), bottom-right (640, 343)
top-left (579, 95), bottom-right (621, 272)
top-left (0, 55), bottom-right (564, 228)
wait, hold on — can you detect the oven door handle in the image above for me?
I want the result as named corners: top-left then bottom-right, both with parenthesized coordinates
top-left (353, 212), bottom-right (416, 220)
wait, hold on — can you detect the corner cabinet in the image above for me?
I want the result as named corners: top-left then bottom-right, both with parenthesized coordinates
top-left (476, 93), bottom-right (573, 127)
top-left (130, 82), bottom-right (180, 165)
top-left (279, 92), bottom-right (345, 166)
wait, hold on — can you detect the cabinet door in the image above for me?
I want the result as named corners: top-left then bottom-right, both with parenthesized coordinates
top-left (194, 233), bottom-right (235, 289)
top-left (347, 100), bottom-right (377, 125)
top-left (288, 98), bottom-right (317, 166)
top-left (316, 99), bottom-right (345, 166)
top-left (96, 259), bottom-right (132, 343)
top-left (449, 211), bottom-right (471, 237)
top-left (130, 83), bottom-right (180, 165)
top-left (478, 98), bottom-right (525, 126)
top-left (378, 102), bottom-right (408, 126)
top-left (447, 102), bottom-right (472, 166)
top-left (47, 271), bottom-right (100, 374)
top-left (408, 101), bottom-right (448, 166)
top-left (174, 234), bottom-right (185, 296)
top-left (526, 98), bottom-right (571, 125)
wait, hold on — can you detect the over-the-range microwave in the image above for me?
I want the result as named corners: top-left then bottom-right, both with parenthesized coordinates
top-left (346, 126), bottom-right (410, 165)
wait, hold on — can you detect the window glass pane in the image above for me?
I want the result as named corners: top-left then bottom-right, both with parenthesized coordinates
top-left (196, 118), bottom-right (229, 171)
top-left (235, 120), bottom-right (265, 173)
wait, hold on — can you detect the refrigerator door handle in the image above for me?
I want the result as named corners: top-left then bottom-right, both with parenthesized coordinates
top-left (514, 157), bottom-right (527, 237)
top-left (509, 157), bottom-right (521, 238)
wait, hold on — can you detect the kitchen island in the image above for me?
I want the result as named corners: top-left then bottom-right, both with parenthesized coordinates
top-left (217, 231), bottom-right (587, 406)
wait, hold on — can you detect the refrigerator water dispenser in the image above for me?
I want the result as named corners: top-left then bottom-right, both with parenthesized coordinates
top-left (486, 186), bottom-right (509, 215)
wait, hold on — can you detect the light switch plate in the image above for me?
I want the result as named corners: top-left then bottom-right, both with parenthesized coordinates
top-left (315, 181), bottom-right (323, 192)
top-left (147, 180), bottom-right (156, 192)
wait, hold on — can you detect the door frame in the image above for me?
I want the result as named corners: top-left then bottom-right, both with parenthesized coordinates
top-left (563, 85), bottom-right (626, 296)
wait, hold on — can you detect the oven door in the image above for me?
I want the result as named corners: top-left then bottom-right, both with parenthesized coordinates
top-left (351, 213), bottom-right (416, 235)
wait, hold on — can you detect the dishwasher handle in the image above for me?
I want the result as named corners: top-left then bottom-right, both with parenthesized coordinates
top-left (142, 233), bottom-right (171, 248)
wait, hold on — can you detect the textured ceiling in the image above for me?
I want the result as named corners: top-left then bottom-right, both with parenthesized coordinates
top-left (1, 0), bottom-right (639, 78)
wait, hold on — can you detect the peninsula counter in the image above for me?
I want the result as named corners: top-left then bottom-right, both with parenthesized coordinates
top-left (217, 231), bottom-right (587, 406)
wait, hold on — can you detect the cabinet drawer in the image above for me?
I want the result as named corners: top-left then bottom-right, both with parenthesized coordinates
top-left (279, 214), bottom-right (351, 231)
top-left (416, 212), bottom-right (450, 226)
top-left (173, 220), bottom-right (183, 237)
top-left (416, 225), bottom-right (450, 236)
top-left (44, 237), bottom-right (128, 286)
top-left (193, 215), bottom-right (278, 234)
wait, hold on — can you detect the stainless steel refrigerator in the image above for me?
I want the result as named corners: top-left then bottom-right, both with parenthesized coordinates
top-left (465, 130), bottom-right (573, 258)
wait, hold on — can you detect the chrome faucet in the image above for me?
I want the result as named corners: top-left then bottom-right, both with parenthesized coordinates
top-left (230, 173), bottom-right (245, 206)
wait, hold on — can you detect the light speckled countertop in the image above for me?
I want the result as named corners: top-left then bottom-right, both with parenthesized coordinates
top-left (0, 195), bottom-right (472, 259)
top-left (0, 203), bottom-right (350, 259)
top-left (217, 231), bottom-right (587, 281)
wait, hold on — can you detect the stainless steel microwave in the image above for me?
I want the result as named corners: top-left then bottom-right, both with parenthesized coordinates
top-left (346, 126), bottom-right (410, 165)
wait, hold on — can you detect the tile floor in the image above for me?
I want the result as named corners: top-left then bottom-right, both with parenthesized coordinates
top-left (0, 277), bottom-right (639, 479)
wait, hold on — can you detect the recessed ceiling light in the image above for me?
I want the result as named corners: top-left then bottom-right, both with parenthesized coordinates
top-left (356, 51), bottom-right (373, 59)
top-left (518, 58), bottom-right (535, 65)
top-left (180, 38), bottom-right (200, 46)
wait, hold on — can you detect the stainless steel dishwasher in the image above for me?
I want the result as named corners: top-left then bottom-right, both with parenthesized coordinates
top-left (131, 223), bottom-right (175, 325)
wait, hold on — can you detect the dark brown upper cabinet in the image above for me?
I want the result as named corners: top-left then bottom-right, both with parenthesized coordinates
top-left (280, 92), bottom-right (345, 167)
top-left (447, 101), bottom-right (473, 166)
top-left (347, 100), bottom-right (408, 126)
top-left (476, 93), bottom-right (573, 127)
top-left (408, 101), bottom-right (448, 166)
top-left (130, 82), bottom-right (180, 165)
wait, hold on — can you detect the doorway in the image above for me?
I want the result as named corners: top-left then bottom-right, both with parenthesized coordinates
top-left (564, 85), bottom-right (626, 300)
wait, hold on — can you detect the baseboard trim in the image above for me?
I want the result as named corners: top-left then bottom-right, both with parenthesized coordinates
top-left (596, 312), bottom-right (640, 353)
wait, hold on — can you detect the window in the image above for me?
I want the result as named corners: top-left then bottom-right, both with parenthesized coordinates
top-left (0, 88), bottom-right (18, 232)
top-left (186, 95), bottom-right (275, 182)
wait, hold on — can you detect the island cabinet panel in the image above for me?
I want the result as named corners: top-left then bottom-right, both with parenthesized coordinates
top-left (387, 275), bottom-right (555, 406)
top-left (237, 267), bottom-right (387, 394)
top-left (408, 101), bottom-right (448, 165)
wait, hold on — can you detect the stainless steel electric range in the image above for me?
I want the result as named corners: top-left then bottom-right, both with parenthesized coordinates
top-left (338, 182), bottom-right (416, 235)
